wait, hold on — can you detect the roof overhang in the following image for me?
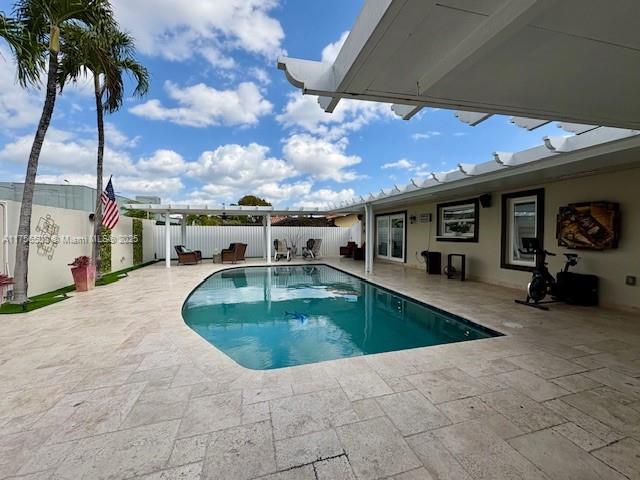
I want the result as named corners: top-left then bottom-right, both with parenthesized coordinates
top-left (278, 0), bottom-right (640, 129)
top-left (330, 130), bottom-right (640, 213)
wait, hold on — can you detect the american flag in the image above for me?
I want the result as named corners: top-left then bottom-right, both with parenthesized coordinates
top-left (101, 178), bottom-right (120, 229)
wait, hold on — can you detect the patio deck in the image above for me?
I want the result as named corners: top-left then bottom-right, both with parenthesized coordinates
top-left (1, 259), bottom-right (639, 480)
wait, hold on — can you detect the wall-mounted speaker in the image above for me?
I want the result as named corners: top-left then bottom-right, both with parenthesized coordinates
top-left (479, 194), bottom-right (492, 208)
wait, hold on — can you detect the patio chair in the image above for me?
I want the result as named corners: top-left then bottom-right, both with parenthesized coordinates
top-left (302, 239), bottom-right (322, 260)
top-left (273, 239), bottom-right (291, 261)
top-left (221, 243), bottom-right (247, 264)
top-left (175, 245), bottom-right (202, 265)
top-left (312, 238), bottom-right (322, 259)
top-left (353, 242), bottom-right (365, 261)
top-left (340, 241), bottom-right (357, 258)
top-left (302, 239), bottom-right (314, 259)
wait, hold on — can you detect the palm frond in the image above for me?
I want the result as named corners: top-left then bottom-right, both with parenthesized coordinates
top-left (9, 0), bottom-right (115, 87)
top-left (0, 11), bottom-right (45, 86)
top-left (59, 21), bottom-right (150, 113)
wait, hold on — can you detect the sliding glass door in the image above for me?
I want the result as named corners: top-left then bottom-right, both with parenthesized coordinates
top-left (376, 213), bottom-right (405, 262)
top-left (376, 216), bottom-right (389, 257)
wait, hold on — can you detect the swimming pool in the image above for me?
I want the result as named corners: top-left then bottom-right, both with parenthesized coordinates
top-left (182, 265), bottom-right (501, 370)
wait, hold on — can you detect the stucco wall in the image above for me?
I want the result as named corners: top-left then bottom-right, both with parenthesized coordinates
top-left (375, 167), bottom-right (640, 310)
top-left (333, 214), bottom-right (360, 228)
top-left (2, 200), bottom-right (156, 296)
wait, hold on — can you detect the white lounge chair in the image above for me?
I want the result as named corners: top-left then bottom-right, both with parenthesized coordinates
top-left (274, 239), bottom-right (291, 261)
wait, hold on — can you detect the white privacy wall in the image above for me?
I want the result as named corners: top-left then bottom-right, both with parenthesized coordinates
top-left (154, 225), bottom-right (358, 259)
top-left (1, 200), bottom-right (156, 296)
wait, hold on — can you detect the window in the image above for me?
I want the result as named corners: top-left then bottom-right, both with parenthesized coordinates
top-left (436, 199), bottom-right (479, 242)
top-left (501, 189), bottom-right (545, 270)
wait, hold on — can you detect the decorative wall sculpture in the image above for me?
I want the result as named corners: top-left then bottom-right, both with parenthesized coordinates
top-left (35, 214), bottom-right (60, 260)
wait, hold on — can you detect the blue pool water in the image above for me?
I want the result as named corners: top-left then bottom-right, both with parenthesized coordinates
top-left (182, 265), bottom-right (501, 370)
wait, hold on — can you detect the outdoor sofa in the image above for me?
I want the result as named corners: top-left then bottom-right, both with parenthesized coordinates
top-left (175, 245), bottom-right (202, 265)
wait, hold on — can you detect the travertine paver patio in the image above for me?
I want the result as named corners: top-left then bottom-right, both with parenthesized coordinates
top-left (1, 259), bottom-right (640, 479)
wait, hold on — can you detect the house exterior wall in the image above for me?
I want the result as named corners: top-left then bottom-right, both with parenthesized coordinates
top-left (375, 166), bottom-right (640, 310)
top-left (2, 200), bottom-right (156, 296)
top-left (333, 214), bottom-right (360, 228)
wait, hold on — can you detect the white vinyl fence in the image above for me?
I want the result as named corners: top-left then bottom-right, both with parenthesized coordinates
top-left (154, 225), bottom-right (360, 260)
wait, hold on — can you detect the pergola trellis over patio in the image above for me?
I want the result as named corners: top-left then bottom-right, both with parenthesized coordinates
top-left (123, 204), bottom-right (374, 270)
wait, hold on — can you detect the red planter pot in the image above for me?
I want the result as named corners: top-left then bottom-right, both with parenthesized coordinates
top-left (71, 264), bottom-right (96, 292)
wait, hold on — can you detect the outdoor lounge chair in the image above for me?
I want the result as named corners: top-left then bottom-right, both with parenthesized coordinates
top-left (274, 239), bottom-right (291, 261)
top-left (340, 241), bottom-right (357, 257)
top-left (302, 239), bottom-right (322, 260)
top-left (175, 245), bottom-right (202, 265)
top-left (221, 243), bottom-right (247, 263)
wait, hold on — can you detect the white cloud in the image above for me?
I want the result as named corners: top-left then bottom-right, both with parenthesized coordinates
top-left (130, 81), bottom-right (272, 127)
top-left (321, 31), bottom-right (349, 63)
top-left (277, 93), bottom-right (393, 140)
top-left (188, 143), bottom-right (294, 197)
top-left (241, 179), bottom-right (356, 209)
top-left (381, 158), bottom-right (430, 178)
top-left (282, 134), bottom-right (361, 182)
top-left (292, 187), bottom-right (356, 209)
top-left (35, 173), bottom-right (183, 196)
top-left (0, 128), bottom-right (136, 175)
top-left (200, 48), bottom-right (237, 70)
top-left (111, 0), bottom-right (285, 64)
top-left (249, 67), bottom-right (271, 85)
top-left (0, 123), bottom-right (187, 198)
top-left (0, 47), bottom-right (42, 129)
top-left (412, 131), bottom-right (441, 140)
top-left (137, 149), bottom-right (187, 176)
top-left (255, 181), bottom-right (313, 201)
top-left (104, 123), bottom-right (141, 149)
top-left (382, 159), bottom-right (414, 169)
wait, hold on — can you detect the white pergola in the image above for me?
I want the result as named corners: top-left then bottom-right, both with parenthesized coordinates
top-left (122, 205), bottom-right (374, 271)
top-left (278, 0), bottom-right (640, 129)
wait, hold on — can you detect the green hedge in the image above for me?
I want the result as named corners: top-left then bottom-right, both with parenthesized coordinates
top-left (99, 227), bottom-right (112, 274)
top-left (133, 219), bottom-right (143, 265)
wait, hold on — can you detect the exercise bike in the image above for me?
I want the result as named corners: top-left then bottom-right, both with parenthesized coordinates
top-left (515, 237), bottom-right (578, 310)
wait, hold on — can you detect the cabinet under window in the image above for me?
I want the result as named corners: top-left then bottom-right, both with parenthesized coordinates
top-left (501, 189), bottom-right (545, 271)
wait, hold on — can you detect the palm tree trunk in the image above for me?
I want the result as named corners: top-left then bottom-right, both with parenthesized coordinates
top-left (11, 51), bottom-right (59, 304)
top-left (92, 74), bottom-right (104, 276)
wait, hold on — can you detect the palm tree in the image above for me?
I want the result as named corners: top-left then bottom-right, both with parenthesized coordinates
top-left (59, 24), bottom-right (149, 272)
top-left (10, 0), bottom-right (114, 304)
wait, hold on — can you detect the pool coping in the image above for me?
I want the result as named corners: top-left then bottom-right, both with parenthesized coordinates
top-left (180, 261), bottom-right (507, 370)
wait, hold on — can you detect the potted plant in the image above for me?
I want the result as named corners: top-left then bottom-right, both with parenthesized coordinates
top-left (69, 256), bottom-right (96, 292)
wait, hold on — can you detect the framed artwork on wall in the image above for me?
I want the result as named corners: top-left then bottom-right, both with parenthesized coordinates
top-left (556, 202), bottom-right (620, 250)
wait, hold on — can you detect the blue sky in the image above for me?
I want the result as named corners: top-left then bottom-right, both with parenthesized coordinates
top-left (0, 0), bottom-right (562, 208)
